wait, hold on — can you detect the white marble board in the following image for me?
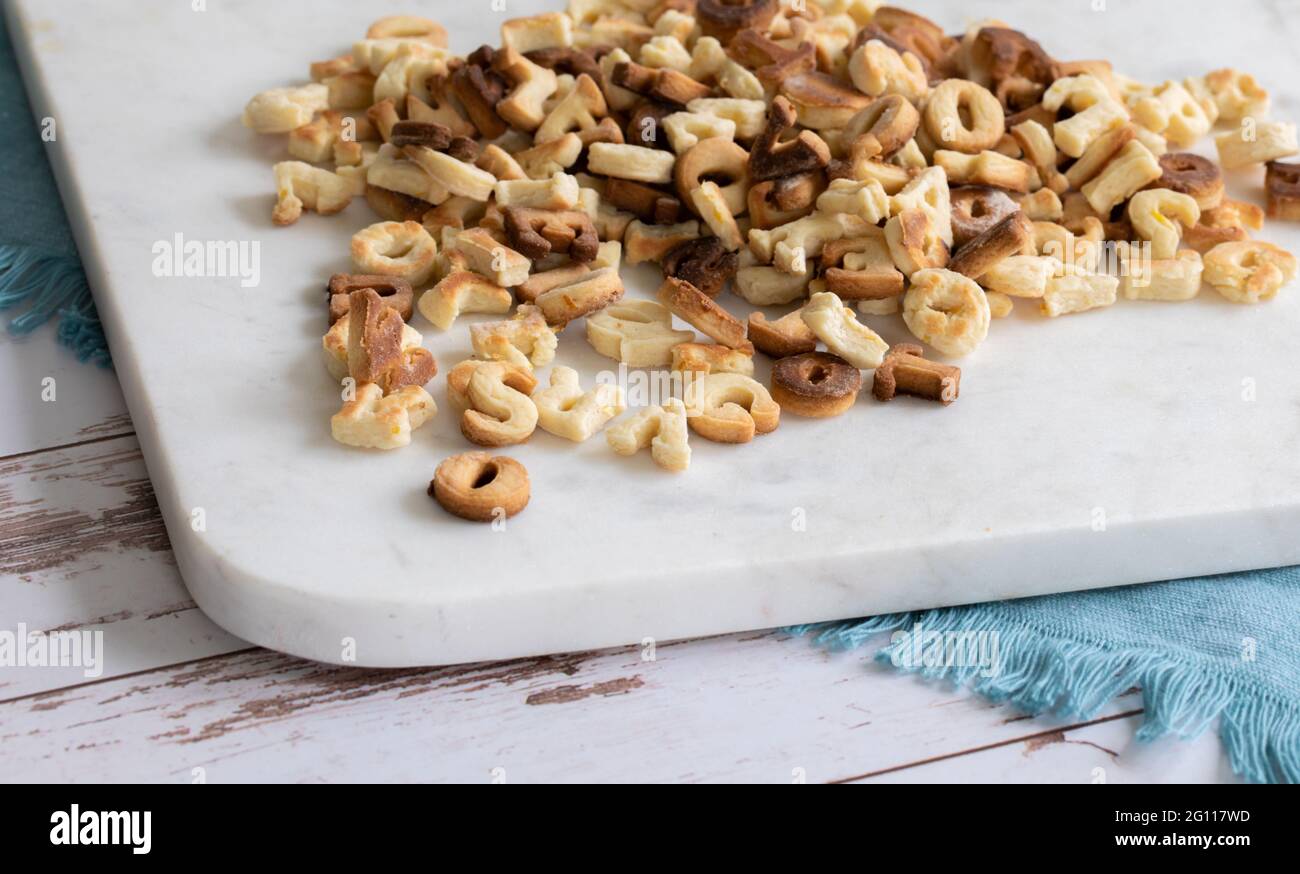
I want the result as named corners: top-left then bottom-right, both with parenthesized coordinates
top-left (8, 0), bottom-right (1300, 666)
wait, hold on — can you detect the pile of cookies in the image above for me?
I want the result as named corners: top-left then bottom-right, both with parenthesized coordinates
top-left (243, 3), bottom-right (1299, 522)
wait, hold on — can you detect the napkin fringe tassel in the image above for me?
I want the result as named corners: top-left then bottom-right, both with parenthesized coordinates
top-left (0, 244), bottom-right (111, 367)
top-left (789, 610), bottom-right (1300, 784)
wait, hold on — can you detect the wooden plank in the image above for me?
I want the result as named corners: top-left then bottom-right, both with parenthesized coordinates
top-left (858, 714), bottom-right (1241, 784)
top-left (0, 629), bottom-right (1170, 783)
top-left (0, 434), bottom-right (245, 698)
top-left (0, 328), bottom-right (131, 457)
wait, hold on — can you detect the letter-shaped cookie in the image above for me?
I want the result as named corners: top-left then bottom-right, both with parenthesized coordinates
top-left (683, 372), bottom-right (781, 444)
top-left (470, 306), bottom-right (558, 370)
top-left (801, 291), bottom-right (889, 369)
top-left (534, 367), bottom-right (627, 442)
top-left (606, 398), bottom-right (692, 472)
top-left (331, 384), bottom-right (436, 450)
top-left (462, 364), bottom-right (540, 447)
top-left (587, 299), bottom-right (696, 366)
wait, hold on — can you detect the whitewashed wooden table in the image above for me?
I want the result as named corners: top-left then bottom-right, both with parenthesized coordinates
top-left (0, 333), bottom-right (1239, 783)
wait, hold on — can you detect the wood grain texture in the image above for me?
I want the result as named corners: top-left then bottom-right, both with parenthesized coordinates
top-left (0, 629), bottom-right (1151, 783)
top-left (0, 439), bottom-right (167, 576)
top-left (862, 714), bottom-right (1243, 784)
top-left (0, 434), bottom-right (245, 700)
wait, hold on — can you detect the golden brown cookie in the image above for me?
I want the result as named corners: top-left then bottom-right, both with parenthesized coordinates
top-left (948, 211), bottom-right (1034, 279)
top-left (770, 352), bottom-right (863, 419)
top-left (1155, 153), bottom-right (1225, 211)
top-left (657, 277), bottom-right (752, 352)
top-left (749, 96), bottom-right (830, 182)
top-left (1266, 161), bottom-right (1300, 221)
top-left (747, 308), bottom-right (818, 358)
top-left (327, 274), bottom-right (414, 325)
top-left (430, 453), bottom-right (530, 522)
top-left (662, 237), bottom-right (739, 298)
top-left (697, 0), bottom-right (779, 43)
top-left (949, 186), bottom-right (1021, 248)
top-left (873, 343), bottom-right (962, 406)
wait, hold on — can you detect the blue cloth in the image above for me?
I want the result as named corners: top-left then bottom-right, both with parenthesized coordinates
top-left (0, 10), bottom-right (109, 365)
top-left (791, 566), bottom-right (1300, 783)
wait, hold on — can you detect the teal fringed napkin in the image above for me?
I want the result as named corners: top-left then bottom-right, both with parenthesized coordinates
top-left (0, 12), bottom-right (109, 366)
top-left (791, 567), bottom-right (1300, 784)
